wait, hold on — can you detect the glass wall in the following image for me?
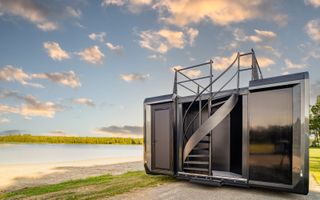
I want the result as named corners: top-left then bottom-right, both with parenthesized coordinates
top-left (249, 87), bottom-right (293, 184)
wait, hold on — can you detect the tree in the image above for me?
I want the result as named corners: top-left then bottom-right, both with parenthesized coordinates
top-left (310, 96), bottom-right (320, 147)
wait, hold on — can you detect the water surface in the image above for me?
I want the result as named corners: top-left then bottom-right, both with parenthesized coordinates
top-left (0, 143), bottom-right (143, 165)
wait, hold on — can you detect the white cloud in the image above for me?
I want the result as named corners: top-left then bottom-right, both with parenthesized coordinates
top-left (43, 42), bottom-right (70, 61)
top-left (233, 28), bottom-right (277, 43)
top-left (89, 32), bottom-right (106, 42)
top-left (139, 28), bottom-right (197, 54)
top-left (284, 59), bottom-right (306, 69)
top-left (305, 0), bottom-right (320, 8)
top-left (0, 94), bottom-right (60, 118)
top-left (101, 0), bottom-right (126, 6)
top-left (102, 0), bottom-right (152, 13)
top-left (257, 45), bottom-right (282, 58)
top-left (170, 65), bottom-right (201, 78)
top-left (77, 46), bottom-right (104, 64)
top-left (66, 6), bottom-right (81, 18)
top-left (32, 71), bottom-right (81, 88)
top-left (213, 52), bottom-right (274, 71)
top-left (0, 65), bottom-right (43, 88)
top-left (306, 19), bottom-right (320, 42)
top-left (186, 28), bottom-right (199, 46)
top-left (0, 0), bottom-right (58, 31)
top-left (282, 71), bottom-right (289, 75)
top-left (0, 65), bottom-right (81, 88)
top-left (0, 117), bottom-right (10, 124)
top-left (73, 98), bottom-right (95, 107)
top-left (94, 125), bottom-right (142, 138)
top-left (120, 73), bottom-right (150, 82)
top-left (106, 42), bottom-right (124, 54)
top-left (153, 0), bottom-right (262, 27)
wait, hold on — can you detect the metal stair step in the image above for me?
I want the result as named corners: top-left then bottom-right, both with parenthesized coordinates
top-left (184, 167), bottom-right (209, 172)
top-left (188, 154), bottom-right (209, 158)
top-left (192, 147), bottom-right (209, 151)
top-left (211, 100), bottom-right (226, 108)
top-left (184, 161), bottom-right (209, 165)
top-left (199, 140), bottom-right (209, 143)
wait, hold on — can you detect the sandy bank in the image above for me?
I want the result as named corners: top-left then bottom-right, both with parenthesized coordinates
top-left (0, 156), bottom-right (143, 192)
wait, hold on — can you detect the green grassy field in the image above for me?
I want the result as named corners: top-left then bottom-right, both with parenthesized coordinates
top-left (0, 134), bottom-right (143, 145)
top-left (310, 148), bottom-right (320, 184)
top-left (0, 171), bottom-right (175, 200)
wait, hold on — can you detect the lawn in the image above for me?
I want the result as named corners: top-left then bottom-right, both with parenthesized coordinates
top-left (0, 171), bottom-right (175, 200)
top-left (310, 148), bottom-right (320, 184)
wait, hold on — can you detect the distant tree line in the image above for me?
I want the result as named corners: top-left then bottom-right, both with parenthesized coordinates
top-left (0, 134), bottom-right (143, 145)
top-left (310, 96), bottom-right (320, 147)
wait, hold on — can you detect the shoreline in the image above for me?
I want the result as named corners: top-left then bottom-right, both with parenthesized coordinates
top-left (0, 157), bottom-right (143, 192)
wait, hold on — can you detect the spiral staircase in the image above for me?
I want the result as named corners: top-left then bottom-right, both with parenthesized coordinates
top-left (173, 49), bottom-right (263, 176)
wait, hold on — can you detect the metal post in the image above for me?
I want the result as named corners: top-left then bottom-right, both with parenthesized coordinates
top-left (173, 70), bottom-right (178, 94)
top-left (198, 86), bottom-right (202, 127)
top-left (237, 52), bottom-right (240, 93)
top-left (208, 59), bottom-right (213, 175)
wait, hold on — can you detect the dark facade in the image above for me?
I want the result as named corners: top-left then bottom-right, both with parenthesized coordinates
top-left (143, 51), bottom-right (309, 194)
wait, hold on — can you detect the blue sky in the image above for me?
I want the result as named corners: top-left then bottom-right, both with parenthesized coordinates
top-left (0, 0), bottom-right (320, 137)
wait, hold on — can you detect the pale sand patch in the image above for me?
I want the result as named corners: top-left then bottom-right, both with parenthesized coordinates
top-left (0, 156), bottom-right (143, 192)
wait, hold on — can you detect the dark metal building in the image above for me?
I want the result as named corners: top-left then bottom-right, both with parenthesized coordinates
top-left (144, 50), bottom-right (309, 194)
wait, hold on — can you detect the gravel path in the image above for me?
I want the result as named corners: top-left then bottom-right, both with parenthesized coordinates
top-left (109, 175), bottom-right (320, 200)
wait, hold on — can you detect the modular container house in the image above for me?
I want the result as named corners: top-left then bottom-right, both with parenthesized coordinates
top-left (143, 50), bottom-right (309, 194)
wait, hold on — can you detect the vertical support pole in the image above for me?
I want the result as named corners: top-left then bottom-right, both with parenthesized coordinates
top-left (208, 59), bottom-right (213, 175)
top-left (198, 86), bottom-right (201, 127)
top-left (237, 52), bottom-right (240, 93)
top-left (173, 70), bottom-right (178, 94)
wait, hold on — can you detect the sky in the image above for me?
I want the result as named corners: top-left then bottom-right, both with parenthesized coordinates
top-left (0, 0), bottom-right (320, 137)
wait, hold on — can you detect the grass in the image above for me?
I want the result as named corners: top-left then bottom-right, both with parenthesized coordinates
top-left (1, 149), bottom-right (319, 199)
top-left (310, 148), bottom-right (320, 184)
top-left (0, 171), bottom-right (175, 200)
top-left (0, 134), bottom-right (143, 145)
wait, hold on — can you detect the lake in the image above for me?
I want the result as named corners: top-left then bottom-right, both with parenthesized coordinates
top-left (0, 143), bottom-right (143, 165)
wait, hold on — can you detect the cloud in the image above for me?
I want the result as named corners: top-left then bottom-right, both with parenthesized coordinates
top-left (66, 6), bottom-right (81, 18)
top-left (43, 41), bottom-right (70, 61)
top-left (106, 42), bottom-right (124, 54)
top-left (0, 65), bottom-right (81, 89)
top-left (48, 130), bottom-right (74, 136)
top-left (139, 28), bottom-right (197, 54)
top-left (0, 129), bottom-right (24, 135)
top-left (94, 125), bottom-right (142, 138)
top-left (89, 32), bottom-right (106, 42)
top-left (213, 52), bottom-right (274, 71)
top-left (0, 94), bottom-right (61, 118)
top-left (102, 0), bottom-right (152, 13)
top-left (233, 28), bottom-right (276, 43)
top-left (120, 73), bottom-right (150, 82)
top-left (257, 45), bottom-right (282, 58)
top-left (186, 28), bottom-right (199, 46)
top-left (311, 81), bottom-right (320, 104)
top-left (153, 0), bottom-right (263, 27)
top-left (305, 0), bottom-right (320, 8)
top-left (73, 98), bottom-right (95, 107)
top-left (77, 46), bottom-right (105, 64)
top-left (147, 54), bottom-right (166, 61)
top-left (284, 59), bottom-right (306, 69)
top-left (0, 65), bottom-right (43, 88)
top-left (0, 0), bottom-right (58, 31)
top-left (32, 71), bottom-right (81, 88)
top-left (170, 65), bottom-right (201, 78)
top-left (0, 117), bottom-right (10, 124)
top-left (306, 19), bottom-right (320, 42)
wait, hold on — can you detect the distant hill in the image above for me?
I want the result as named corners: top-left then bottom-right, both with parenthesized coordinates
top-left (0, 134), bottom-right (143, 145)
